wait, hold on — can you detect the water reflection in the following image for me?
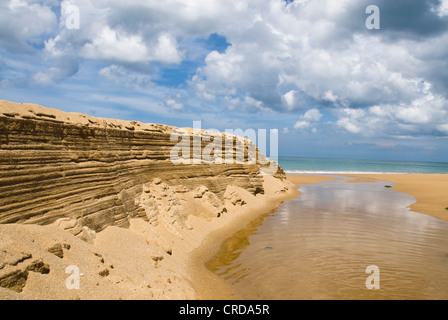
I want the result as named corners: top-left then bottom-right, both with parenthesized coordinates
top-left (207, 177), bottom-right (448, 300)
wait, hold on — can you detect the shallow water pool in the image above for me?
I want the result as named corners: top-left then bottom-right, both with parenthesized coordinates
top-left (207, 177), bottom-right (448, 300)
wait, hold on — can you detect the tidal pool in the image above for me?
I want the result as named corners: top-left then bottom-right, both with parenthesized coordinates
top-left (207, 177), bottom-right (448, 300)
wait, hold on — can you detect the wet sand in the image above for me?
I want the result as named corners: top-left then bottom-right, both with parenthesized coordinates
top-left (339, 174), bottom-right (448, 222)
top-left (285, 174), bottom-right (336, 192)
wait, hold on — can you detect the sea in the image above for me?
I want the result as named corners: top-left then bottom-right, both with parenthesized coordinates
top-left (278, 156), bottom-right (448, 174)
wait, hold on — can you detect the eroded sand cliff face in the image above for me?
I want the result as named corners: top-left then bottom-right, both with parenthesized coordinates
top-left (0, 100), bottom-right (296, 300)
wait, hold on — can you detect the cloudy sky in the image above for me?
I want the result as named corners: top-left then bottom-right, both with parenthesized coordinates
top-left (1, 0), bottom-right (448, 162)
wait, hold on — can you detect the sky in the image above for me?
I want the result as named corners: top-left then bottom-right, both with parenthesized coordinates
top-left (1, 0), bottom-right (448, 162)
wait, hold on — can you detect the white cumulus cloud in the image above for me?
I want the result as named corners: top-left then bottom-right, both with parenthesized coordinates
top-left (294, 108), bottom-right (323, 132)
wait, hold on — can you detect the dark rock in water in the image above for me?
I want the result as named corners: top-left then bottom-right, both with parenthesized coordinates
top-left (264, 246), bottom-right (273, 250)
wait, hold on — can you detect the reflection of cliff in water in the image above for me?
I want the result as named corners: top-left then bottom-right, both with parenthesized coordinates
top-left (206, 208), bottom-right (277, 277)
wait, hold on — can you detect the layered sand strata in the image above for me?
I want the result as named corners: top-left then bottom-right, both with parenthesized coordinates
top-left (0, 100), bottom-right (296, 299)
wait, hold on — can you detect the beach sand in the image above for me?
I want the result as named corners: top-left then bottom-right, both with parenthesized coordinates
top-left (0, 175), bottom-right (301, 300)
top-left (339, 174), bottom-right (448, 222)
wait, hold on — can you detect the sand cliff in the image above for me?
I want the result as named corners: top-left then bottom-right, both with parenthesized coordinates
top-left (0, 100), bottom-right (297, 299)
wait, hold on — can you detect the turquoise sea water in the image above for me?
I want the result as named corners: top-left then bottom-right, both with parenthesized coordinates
top-left (278, 156), bottom-right (448, 174)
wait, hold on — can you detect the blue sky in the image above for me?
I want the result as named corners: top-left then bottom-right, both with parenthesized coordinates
top-left (1, 0), bottom-right (448, 162)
